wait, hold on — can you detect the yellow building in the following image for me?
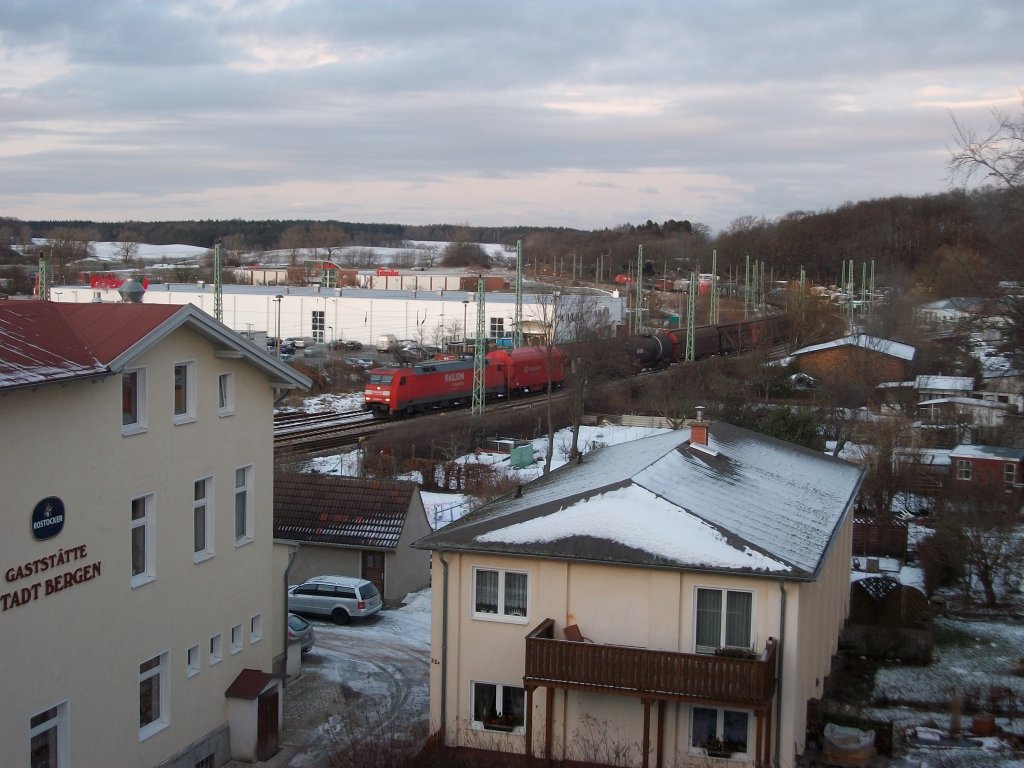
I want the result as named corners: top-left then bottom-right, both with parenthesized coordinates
top-left (0, 301), bottom-right (308, 767)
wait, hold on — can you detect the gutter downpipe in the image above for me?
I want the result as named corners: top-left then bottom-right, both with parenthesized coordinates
top-left (439, 549), bottom-right (450, 746)
top-left (775, 578), bottom-right (786, 767)
top-left (282, 543), bottom-right (300, 688)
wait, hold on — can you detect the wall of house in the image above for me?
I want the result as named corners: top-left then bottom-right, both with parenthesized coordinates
top-left (796, 347), bottom-right (906, 386)
top-left (0, 326), bottom-right (281, 767)
top-left (389, 495), bottom-right (432, 601)
top-left (429, 546), bottom-right (851, 767)
top-left (289, 547), bottom-right (363, 588)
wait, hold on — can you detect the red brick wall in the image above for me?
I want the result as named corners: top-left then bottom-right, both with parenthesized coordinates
top-left (796, 347), bottom-right (907, 386)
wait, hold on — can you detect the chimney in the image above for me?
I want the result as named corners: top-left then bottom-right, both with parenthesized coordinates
top-left (691, 406), bottom-right (708, 446)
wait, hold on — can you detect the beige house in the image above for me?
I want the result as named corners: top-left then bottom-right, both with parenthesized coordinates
top-left (0, 300), bottom-right (308, 767)
top-left (414, 419), bottom-right (864, 768)
top-left (274, 472), bottom-right (432, 603)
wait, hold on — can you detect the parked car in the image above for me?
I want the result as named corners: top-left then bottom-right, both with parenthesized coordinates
top-left (287, 612), bottom-right (315, 653)
top-left (344, 356), bottom-right (375, 370)
top-left (342, 340), bottom-right (363, 350)
top-left (287, 576), bottom-right (383, 624)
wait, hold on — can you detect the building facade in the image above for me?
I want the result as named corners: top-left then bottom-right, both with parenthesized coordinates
top-left (415, 421), bottom-right (864, 768)
top-left (0, 301), bottom-right (308, 767)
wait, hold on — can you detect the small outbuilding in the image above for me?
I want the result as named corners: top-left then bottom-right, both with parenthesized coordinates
top-left (274, 473), bottom-right (432, 603)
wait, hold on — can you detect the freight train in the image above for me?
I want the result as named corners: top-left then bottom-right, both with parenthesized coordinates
top-left (363, 314), bottom-right (787, 416)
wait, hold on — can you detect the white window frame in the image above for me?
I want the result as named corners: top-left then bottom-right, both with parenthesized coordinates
top-left (311, 310), bottom-right (325, 343)
top-left (957, 459), bottom-right (972, 481)
top-left (29, 701), bottom-right (68, 768)
top-left (1005, 462), bottom-right (1016, 487)
top-left (230, 624), bottom-right (243, 654)
top-left (470, 681), bottom-right (526, 734)
top-left (690, 705), bottom-right (751, 757)
top-left (489, 317), bottom-right (505, 338)
top-left (694, 587), bottom-right (754, 654)
top-left (122, 367), bottom-right (148, 435)
top-left (234, 465), bottom-right (254, 546)
top-left (173, 360), bottom-right (197, 424)
top-left (471, 567), bottom-right (529, 623)
top-left (186, 645), bottom-right (200, 677)
top-left (209, 633), bottom-right (223, 666)
top-left (250, 613), bottom-right (264, 643)
top-left (138, 652), bottom-right (169, 741)
top-left (131, 493), bottom-right (156, 588)
top-left (217, 372), bottom-right (235, 417)
top-left (193, 476), bottom-right (215, 563)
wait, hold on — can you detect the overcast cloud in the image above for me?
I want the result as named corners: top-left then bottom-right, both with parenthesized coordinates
top-left (0, 0), bottom-right (1020, 233)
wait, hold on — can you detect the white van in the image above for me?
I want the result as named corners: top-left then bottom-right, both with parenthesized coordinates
top-left (376, 333), bottom-right (398, 353)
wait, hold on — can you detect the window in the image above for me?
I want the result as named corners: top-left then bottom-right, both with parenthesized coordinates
top-left (473, 568), bottom-right (528, 620)
top-left (691, 706), bottom-right (749, 756)
top-left (234, 465), bottom-right (253, 545)
top-left (471, 682), bottom-right (525, 732)
top-left (312, 310), bottom-right (325, 343)
top-left (173, 361), bottom-right (197, 424)
top-left (139, 652), bottom-right (169, 740)
top-left (131, 494), bottom-right (155, 587)
top-left (1006, 462), bottom-right (1017, 488)
top-left (122, 368), bottom-right (148, 434)
top-left (957, 459), bottom-right (972, 481)
top-left (695, 588), bottom-right (752, 653)
top-left (30, 702), bottom-right (67, 768)
top-left (250, 614), bottom-right (264, 643)
top-left (186, 645), bottom-right (200, 677)
top-left (193, 477), bottom-right (214, 562)
top-left (489, 317), bottom-right (505, 338)
top-left (195, 755), bottom-right (216, 768)
top-left (209, 633), bottom-right (223, 666)
top-left (230, 624), bottom-right (243, 654)
top-left (217, 372), bottom-right (235, 417)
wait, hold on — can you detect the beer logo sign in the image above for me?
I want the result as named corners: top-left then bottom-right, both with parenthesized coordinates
top-left (31, 497), bottom-right (65, 541)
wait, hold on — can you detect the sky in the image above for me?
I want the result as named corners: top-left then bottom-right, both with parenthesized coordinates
top-left (1, 1), bottom-right (1021, 234)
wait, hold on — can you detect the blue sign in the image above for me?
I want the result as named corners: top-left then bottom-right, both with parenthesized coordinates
top-left (31, 497), bottom-right (65, 540)
top-left (496, 337), bottom-right (514, 348)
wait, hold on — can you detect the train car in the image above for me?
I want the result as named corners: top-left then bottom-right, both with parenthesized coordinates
top-left (486, 346), bottom-right (566, 394)
top-left (632, 332), bottom-right (679, 368)
top-left (363, 359), bottom-right (504, 416)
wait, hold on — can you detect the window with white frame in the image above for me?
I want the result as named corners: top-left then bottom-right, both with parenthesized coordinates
top-left (30, 702), bottom-right (68, 768)
top-left (217, 372), bottom-right (235, 417)
top-left (250, 613), bottom-right (264, 643)
top-left (1005, 462), bottom-right (1017, 487)
top-left (122, 368), bottom-right (148, 434)
top-left (957, 459), bottom-right (972, 481)
top-left (173, 361), bottom-right (197, 424)
top-left (131, 494), bottom-right (155, 587)
top-left (234, 465), bottom-right (253, 545)
top-left (193, 476), bottom-right (214, 562)
top-left (186, 645), bottom-right (200, 677)
top-left (139, 652), bottom-right (169, 740)
top-left (691, 706), bottom-right (749, 756)
top-left (489, 317), bottom-right (505, 338)
top-left (312, 310), bottom-right (325, 343)
top-left (230, 624), bottom-right (243, 654)
top-left (695, 588), bottom-right (752, 654)
top-left (472, 567), bottom-right (528, 620)
top-left (209, 633), bottom-right (223, 666)
top-left (471, 681), bottom-right (525, 732)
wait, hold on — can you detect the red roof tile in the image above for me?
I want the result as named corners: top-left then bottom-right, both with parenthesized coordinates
top-left (224, 669), bottom-right (276, 700)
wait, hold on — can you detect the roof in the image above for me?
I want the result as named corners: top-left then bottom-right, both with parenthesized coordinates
top-left (224, 669), bottom-right (276, 700)
top-left (274, 472), bottom-right (422, 550)
top-left (415, 422), bottom-right (864, 580)
top-left (0, 301), bottom-right (310, 391)
top-left (792, 334), bottom-right (916, 361)
top-left (949, 444), bottom-right (1024, 461)
top-left (915, 375), bottom-right (974, 391)
top-left (917, 397), bottom-right (1011, 410)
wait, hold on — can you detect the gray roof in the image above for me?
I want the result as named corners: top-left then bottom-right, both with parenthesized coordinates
top-left (414, 422), bottom-right (864, 579)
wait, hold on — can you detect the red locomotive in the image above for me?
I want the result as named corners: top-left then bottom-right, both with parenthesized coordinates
top-left (364, 346), bottom-right (566, 416)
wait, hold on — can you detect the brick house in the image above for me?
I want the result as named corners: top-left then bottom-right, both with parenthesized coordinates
top-left (791, 334), bottom-right (916, 386)
top-left (949, 444), bottom-right (1024, 506)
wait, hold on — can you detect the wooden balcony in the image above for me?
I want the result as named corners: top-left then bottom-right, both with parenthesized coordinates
top-left (524, 619), bottom-right (777, 709)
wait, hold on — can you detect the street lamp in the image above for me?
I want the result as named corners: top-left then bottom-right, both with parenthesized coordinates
top-left (462, 295), bottom-right (470, 348)
top-left (274, 295), bottom-right (283, 358)
top-left (53, 291), bottom-right (62, 303)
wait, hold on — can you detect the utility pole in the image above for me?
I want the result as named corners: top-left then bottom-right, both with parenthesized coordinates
top-left (514, 239), bottom-right (523, 349)
top-left (471, 278), bottom-right (486, 416)
top-left (709, 249), bottom-right (719, 325)
top-left (685, 271), bottom-right (697, 362)
top-left (37, 253), bottom-right (50, 302)
top-left (633, 244), bottom-right (644, 335)
top-left (213, 240), bottom-right (223, 322)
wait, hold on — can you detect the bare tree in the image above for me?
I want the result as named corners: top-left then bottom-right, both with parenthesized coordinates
top-left (949, 97), bottom-right (1024, 191)
top-left (116, 229), bottom-right (141, 264)
top-left (45, 227), bottom-right (98, 283)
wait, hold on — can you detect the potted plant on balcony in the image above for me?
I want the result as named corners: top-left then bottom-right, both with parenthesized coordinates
top-left (703, 735), bottom-right (737, 758)
top-left (714, 645), bottom-right (758, 660)
top-left (482, 711), bottom-right (517, 732)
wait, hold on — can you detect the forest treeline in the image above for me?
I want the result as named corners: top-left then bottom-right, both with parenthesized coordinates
top-left (4, 184), bottom-right (1021, 298)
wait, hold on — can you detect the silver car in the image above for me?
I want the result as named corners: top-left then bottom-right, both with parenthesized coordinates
top-left (287, 575), bottom-right (383, 625)
top-left (287, 613), bottom-right (315, 653)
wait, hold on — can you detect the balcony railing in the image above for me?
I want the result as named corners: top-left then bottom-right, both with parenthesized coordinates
top-left (524, 619), bottom-right (777, 709)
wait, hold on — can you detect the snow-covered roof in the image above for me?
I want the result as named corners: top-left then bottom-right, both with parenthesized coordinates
top-left (949, 444), bottom-right (1024, 461)
top-left (792, 334), bottom-right (916, 361)
top-left (917, 397), bottom-right (1010, 410)
top-left (0, 300), bottom-right (310, 391)
top-left (414, 422), bottom-right (865, 580)
top-left (915, 375), bottom-right (974, 391)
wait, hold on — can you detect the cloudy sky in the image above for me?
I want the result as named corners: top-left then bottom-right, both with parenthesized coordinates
top-left (1, 1), bottom-right (1020, 234)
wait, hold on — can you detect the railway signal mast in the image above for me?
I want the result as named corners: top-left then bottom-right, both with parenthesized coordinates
top-left (514, 239), bottom-right (524, 349)
top-left (472, 277), bottom-right (486, 416)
